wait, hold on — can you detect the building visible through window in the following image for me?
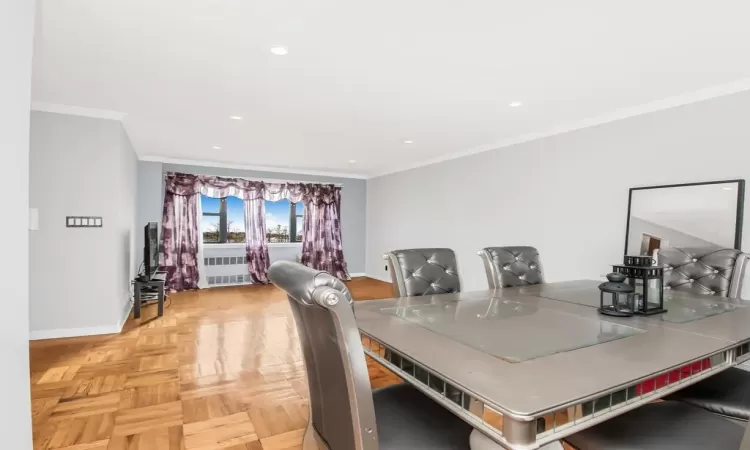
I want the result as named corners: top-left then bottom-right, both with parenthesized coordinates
top-left (201, 195), bottom-right (304, 244)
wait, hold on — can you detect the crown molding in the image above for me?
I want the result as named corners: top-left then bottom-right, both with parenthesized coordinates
top-left (371, 78), bottom-right (750, 178)
top-left (138, 155), bottom-right (370, 180)
top-left (31, 101), bottom-right (127, 121)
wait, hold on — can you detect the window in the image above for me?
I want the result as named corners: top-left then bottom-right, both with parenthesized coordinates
top-left (200, 195), bottom-right (304, 244)
top-left (294, 202), bottom-right (304, 242)
top-left (201, 195), bottom-right (246, 243)
top-left (265, 199), bottom-right (304, 243)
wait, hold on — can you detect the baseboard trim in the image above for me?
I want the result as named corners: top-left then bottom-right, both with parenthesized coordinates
top-left (366, 273), bottom-right (392, 283)
top-left (30, 324), bottom-right (122, 340)
top-left (117, 301), bottom-right (134, 330)
top-left (206, 282), bottom-right (253, 289)
top-left (349, 272), bottom-right (366, 277)
top-left (30, 302), bottom-right (134, 341)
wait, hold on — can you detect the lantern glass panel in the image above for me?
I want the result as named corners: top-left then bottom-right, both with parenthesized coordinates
top-left (601, 291), bottom-right (635, 314)
top-left (598, 273), bottom-right (635, 317)
top-left (645, 278), bottom-right (663, 310)
top-left (615, 292), bottom-right (633, 310)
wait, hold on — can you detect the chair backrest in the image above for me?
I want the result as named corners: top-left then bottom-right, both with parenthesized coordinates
top-left (383, 248), bottom-right (460, 297)
top-left (268, 261), bottom-right (378, 450)
top-left (478, 246), bottom-right (544, 289)
top-left (657, 247), bottom-right (749, 298)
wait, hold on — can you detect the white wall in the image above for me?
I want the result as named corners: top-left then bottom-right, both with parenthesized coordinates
top-left (29, 112), bottom-right (137, 338)
top-left (367, 91), bottom-right (750, 291)
top-left (1, 0), bottom-right (34, 446)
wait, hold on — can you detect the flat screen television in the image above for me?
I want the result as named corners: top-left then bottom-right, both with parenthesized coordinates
top-left (143, 222), bottom-right (159, 279)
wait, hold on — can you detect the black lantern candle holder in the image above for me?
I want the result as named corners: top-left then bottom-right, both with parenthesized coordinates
top-left (623, 255), bottom-right (655, 267)
top-left (599, 273), bottom-right (636, 317)
top-left (612, 257), bottom-right (666, 315)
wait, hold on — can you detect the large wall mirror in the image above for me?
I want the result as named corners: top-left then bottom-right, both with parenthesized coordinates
top-left (625, 180), bottom-right (745, 257)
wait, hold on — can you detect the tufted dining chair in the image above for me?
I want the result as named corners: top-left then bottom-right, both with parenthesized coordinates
top-left (477, 246), bottom-right (544, 289)
top-left (654, 247), bottom-right (750, 422)
top-left (383, 248), bottom-right (461, 297)
top-left (268, 260), bottom-right (472, 450)
top-left (657, 247), bottom-right (749, 298)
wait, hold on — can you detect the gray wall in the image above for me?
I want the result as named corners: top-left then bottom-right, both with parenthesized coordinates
top-left (1, 0), bottom-right (34, 445)
top-left (136, 161), bottom-right (367, 274)
top-left (118, 127), bottom-right (138, 318)
top-left (30, 112), bottom-right (137, 335)
top-left (367, 91), bottom-right (750, 290)
top-left (134, 160), bottom-right (164, 269)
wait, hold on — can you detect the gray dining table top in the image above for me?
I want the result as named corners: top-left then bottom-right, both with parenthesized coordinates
top-left (354, 281), bottom-right (750, 419)
top-left (522, 280), bottom-right (750, 342)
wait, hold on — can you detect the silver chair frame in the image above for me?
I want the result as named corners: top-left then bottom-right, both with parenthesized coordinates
top-left (288, 281), bottom-right (379, 450)
top-left (383, 252), bottom-right (409, 298)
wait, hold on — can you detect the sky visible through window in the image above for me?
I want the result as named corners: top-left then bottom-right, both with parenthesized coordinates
top-left (266, 199), bottom-right (289, 231)
top-left (200, 196), bottom-right (245, 233)
top-left (200, 196), bottom-right (304, 239)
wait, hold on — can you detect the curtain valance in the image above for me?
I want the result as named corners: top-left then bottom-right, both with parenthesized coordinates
top-left (164, 172), bottom-right (341, 205)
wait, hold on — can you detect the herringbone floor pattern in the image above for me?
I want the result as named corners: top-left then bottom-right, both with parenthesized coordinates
top-left (29, 277), bottom-right (400, 450)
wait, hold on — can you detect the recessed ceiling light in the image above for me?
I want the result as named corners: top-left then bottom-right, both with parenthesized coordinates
top-left (270, 46), bottom-right (288, 56)
top-left (229, 116), bottom-right (243, 120)
top-left (348, 159), bottom-right (357, 164)
top-left (212, 146), bottom-right (222, 150)
top-left (403, 140), bottom-right (413, 144)
top-left (509, 101), bottom-right (523, 107)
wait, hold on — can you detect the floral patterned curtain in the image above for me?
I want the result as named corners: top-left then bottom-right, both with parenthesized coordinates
top-left (300, 185), bottom-right (350, 280)
top-left (159, 190), bottom-right (200, 291)
top-left (161, 172), bottom-right (350, 290)
top-left (244, 196), bottom-right (270, 283)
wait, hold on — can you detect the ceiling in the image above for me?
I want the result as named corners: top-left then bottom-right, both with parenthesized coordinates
top-left (32, 0), bottom-right (750, 178)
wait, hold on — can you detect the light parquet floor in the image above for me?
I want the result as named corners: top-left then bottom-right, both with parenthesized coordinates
top-left (29, 277), bottom-right (401, 450)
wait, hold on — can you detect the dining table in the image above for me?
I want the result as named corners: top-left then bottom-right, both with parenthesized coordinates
top-left (354, 280), bottom-right (750, 450)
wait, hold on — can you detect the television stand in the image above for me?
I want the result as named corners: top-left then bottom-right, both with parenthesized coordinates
top-left (133, 271), bottom-right (166, 318)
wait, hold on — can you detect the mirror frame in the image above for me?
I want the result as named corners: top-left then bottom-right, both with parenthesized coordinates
top-left (624, 179), bottom-right (745, 255)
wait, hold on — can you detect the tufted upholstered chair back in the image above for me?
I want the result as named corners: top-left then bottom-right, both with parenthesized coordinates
top-left (478, 246), bottom-right (544, 289)
top-left (657, 247), bottom-right (749, 298)
top-left (383, 248), bottom-right (461, 297)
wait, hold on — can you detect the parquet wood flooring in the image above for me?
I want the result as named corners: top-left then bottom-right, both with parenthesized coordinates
top-left (30, 277), bottom-right (401, 450)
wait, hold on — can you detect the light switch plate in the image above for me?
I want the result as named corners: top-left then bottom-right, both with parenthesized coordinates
top-left (66, 216), bottom-right (103, 228)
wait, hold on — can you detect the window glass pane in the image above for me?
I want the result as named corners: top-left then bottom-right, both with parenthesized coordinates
top-left (266, 199), bottom-right (290, 243)
top-left (226, 196), bottom-right (246, 243)
top-left (295, 216), bottom-right (304, 242)
top-left (296, 202), bottom-right (304, 216)
top-left (202, 216), bottom-right (220, 243)
top-left (201, 194), bottom-right (220, 213)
